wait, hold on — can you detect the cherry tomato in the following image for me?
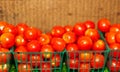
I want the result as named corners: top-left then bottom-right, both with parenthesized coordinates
top-left (79, 63), bottom-right (90, 72)
top-left (0, 33), bottom-right (15, 49)
top-left (77, 36), bottom-right (93, 50)
top-left (0, 48), bottom-right (10, 64)
top-left (115, 32), bottom-right (120, 43)
top-left (16, 23), bottom-right (28, 35)
top-left (41, 62), bottom-right (51, 72)
top-left (91, 54), bottom-right (105, 69)
top-left (24, 27), bottom-right (38, 41)
top-left (27, 40), bottom-right (41, 52)
top-left (62, 31), bottom-right (76, 43)
top-left (73, 23), bottom-right (87, 36)
top-left (0, 21), bottom-right (8, 31)
top-left (69, 58), bottom-right (79, 69)
top-left (41, 44), bottom-right (54, 59)
top-left (66, 43), bottom-right (79, 58)
top-left (64, 25), bottom-right (73, 32)
top-left (105, 32), bottom-right (116, 44)
top-left (28, 55), bottom-right (41, 67)
top-left (37, 34), bottom-right (50, 45)
top-left (51, 54), bottom-right (61, 67)
top-left (108, 59), bottom-right (120, 72)
top-left (0, 64), bottom-right (9, 72)
top-left (79, 52), bottom-right (93, 62)
top-left (14, 46), bottom-right (28, 62)
top-left (18, 64), bottom-right (31, 72)
top-left (85, 28), bottom-right (100, 42)
top-left (51, 26), bottom-right (65, 37)
top-left (92, 39), bottom-right (105, 51)
top-left (109, 43), bottom-right (120, 58)
top-left (51, 37), bottom-right (66, 52)
top-left (15, 35), bottom-right (27, 46)
top-left (97, 18), bottom-right (111, 32)
top-left (109, 26), bottom-right (120, 33)
top-left (84, 20), bottom-right (95, 29)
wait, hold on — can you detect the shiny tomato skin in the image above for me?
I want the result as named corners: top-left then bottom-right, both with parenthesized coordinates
top-left (97, 18), bottom-right (111, 32)
top-left (62, 31), bottom-right (76, 43)
top-left (69, 58), bottom-right (79, 69)
top-left (79, 52), bottom-right (93, 62)
top-left (16, 23), bottom-right (28, 35)
top-left (115, 32), bottom-right (120, 43)
top-left (27, 40), bottom-right (41, 52)
top-left (41, 62), bottom-right (51, 72)
top-left (51, 37), bottom-right (66, 52)
top-left (109, 26), bottom-right (120, 33)
top-left (0, 48), bottom-right (10, 64)
top-left (37, 34), bottom-right (50, 45)
top-left (105, 32), bottom-right (116, 44)
top-left (92, 39), bottom-right (105, 51)
top-left (51, 26), bottom-right (65, 37)
top-left (14, 46), bottom-right (28, 62)
top-left (18, 64), bottom-right (31, 72)
top-left (77, 36), bottom-right (93, 50)
top-left (73, 23), bottom-right (87, 36)
top-left (0, 21), bottom-right (8, 31)
top-left (66, 43), bottom-right (79, 58)
top-left (85, 28), bottom-right (100, 42)
top-left (15, 35), bottom-right (27, 46)
top-left (64, 25), bottom-right (73, 32)
top-left (109, 43), bottom-right (120, 58)
top-left (2, 24), bottom-right (17, 35)
top-left (84, 20), bottom-right (95, 29)
top-left (24, 27), bottom-right (38, 41)
top-left (41, 44), bottom-right (54, 59)
top-left (79, 63), bottom-right (90, 72)
top-left (0, 33), bottom-right (15, 49)
top-left (108, 59), bottom-right (120, 72)
top-left (51, 54), bottom-right (61, 67)
top-left (91, 54), bottom-right (105, 69)
top-left (0, 64), bottom-right (9, 72)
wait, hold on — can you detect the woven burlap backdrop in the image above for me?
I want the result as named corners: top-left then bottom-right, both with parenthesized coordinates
top-left (0, 0), bottom-right (120, 32)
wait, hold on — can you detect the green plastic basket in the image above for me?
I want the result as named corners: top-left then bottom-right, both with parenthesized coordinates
top-left (13, 50), bottom-right (65, 72)
top-left (66, 31), bottom-right (110, 72)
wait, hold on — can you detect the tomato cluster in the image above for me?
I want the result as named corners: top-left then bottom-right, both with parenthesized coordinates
top-left (98, 19), bottom-right (120, 72)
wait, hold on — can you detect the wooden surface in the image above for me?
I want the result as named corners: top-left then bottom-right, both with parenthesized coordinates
top-left (0, 0), bottom-right (120, 32)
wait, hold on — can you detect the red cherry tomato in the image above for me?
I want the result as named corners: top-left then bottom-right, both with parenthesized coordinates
top-left (69, 58), bottom-right (79, 69)
top-left (85, 28), bottom-right (100, 42)
top-left (66, 43), bottom-right (79, 58)
top-left (41, 62), bottom-right (51, 72)
top-left (115, 32), bottom-right (120, 43)
top-left (91, 54), bottom-right (105, 69)
top-left (64, 25), bottom-right (73, 32)
top-left (105, 32), bottom-right (116, 44)
top-left (84, 20), bottom-right (95, 29)
top-left (92, 39), bottom-right (105, 51)
top-left (41, 44), bottom-right (54, 59)
top-left (27, 40), bottom-right (41, 52)
top-left (109, 43), bottom-right (120, 58)
top-left (62, 31), bottom-right (76, 43)
top-left (73, 23), bottom-right (87, 36)
top-left (79, 63), bottom-right (90, 72)
top-left (110, 26), bottom-right (120, 33)
top-left (37, 34), bottom-right (50, 45)
top-left (14, 46), bottom-right (28, 62)
top-left (77, 36), bottom-right (93, 50)
top-left (18, 64), bottom-right (31, 72)
top-left (0, 21), bottom-right (8, 31)
top-left (79, 52), bottom-right (93, 62)
top-left (0, 33), bottom-right (15, 49)
top-left (0, 48), bottom-right (10, 64)
top-left (51, 37), bottom-right (66, 52)
top-left (15, 35), bottom-right (27, 46)
top-left (97, 18), bottom-right (111, 32)
top-left (51, 26), bottom-right (65, 37)
top-left (51, 54), bottom-right (61, 67)
top-left (16, 23), bottom-right (28, 35)
top-left (24, 27), bottom-right (38, 41)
